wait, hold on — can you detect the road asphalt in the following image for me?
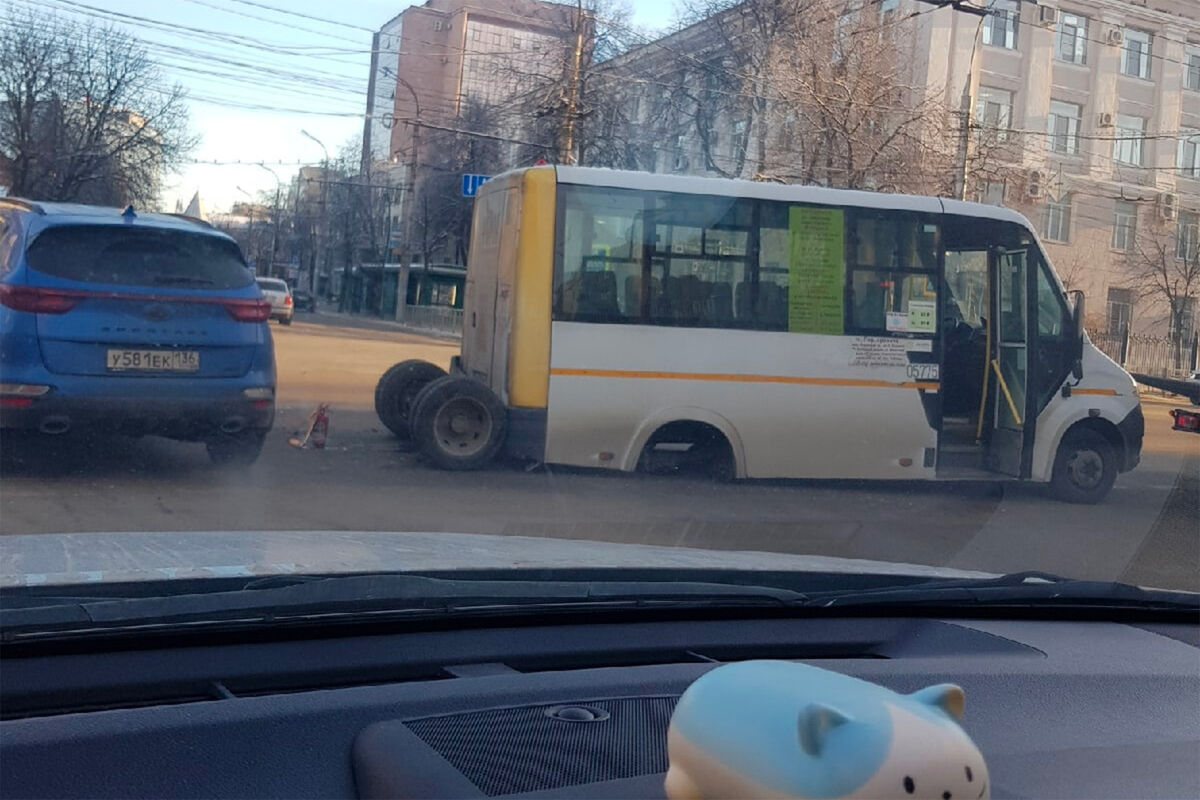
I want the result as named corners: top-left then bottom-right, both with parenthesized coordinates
top-left (2, 312), bottom-right (1196, 592)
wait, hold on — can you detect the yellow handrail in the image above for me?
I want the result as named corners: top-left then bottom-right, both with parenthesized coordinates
top-left (975, 334), bottom-right (992, 442)
top-left (975, 266), bottom-right (993, 442)
top-left (991, 358), bottom-right (1022, 426)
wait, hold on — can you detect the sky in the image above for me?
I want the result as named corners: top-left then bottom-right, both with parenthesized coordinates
top-left (17, 0), bottom-right (678, 214)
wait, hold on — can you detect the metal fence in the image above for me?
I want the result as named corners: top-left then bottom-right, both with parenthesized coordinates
top-left (1089, 330), bottom-right (1199, 377)
top-left (402, 304), bottom-right (463, 336)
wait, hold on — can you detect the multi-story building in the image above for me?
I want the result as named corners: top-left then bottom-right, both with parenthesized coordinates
top-left (365, 0), bottom-right (577, 263)
top-left (913, 0), bottom-right (1200, 339)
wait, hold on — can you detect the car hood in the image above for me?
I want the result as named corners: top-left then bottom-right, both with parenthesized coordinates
top-left (0, 531), bottom-right (995, 588)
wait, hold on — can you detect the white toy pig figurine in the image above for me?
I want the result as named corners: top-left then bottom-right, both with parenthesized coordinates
top-left (665, 661), bottom-right (989, 800)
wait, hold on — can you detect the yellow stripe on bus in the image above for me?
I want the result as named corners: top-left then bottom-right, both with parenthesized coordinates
top-left (507, 167), bottom-right (556, 409)
top-left (550, 367), bottom-right (939, 391)
top-left (1072, 388), bottom-right (1120, 396)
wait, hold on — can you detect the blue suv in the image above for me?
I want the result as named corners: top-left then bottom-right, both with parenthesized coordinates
top-left (0, 199), bottom-right (275, 465)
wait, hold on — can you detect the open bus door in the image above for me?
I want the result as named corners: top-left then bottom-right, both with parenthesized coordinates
top-left (984, 247), bottom-right (1036, 478)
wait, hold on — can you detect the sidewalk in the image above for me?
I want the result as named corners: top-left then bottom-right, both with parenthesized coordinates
top-left (298, 308), bottom-right (462, 342)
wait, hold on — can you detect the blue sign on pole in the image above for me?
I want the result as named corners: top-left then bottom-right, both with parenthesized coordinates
top-left (461, 173), bottom-right (492, 197)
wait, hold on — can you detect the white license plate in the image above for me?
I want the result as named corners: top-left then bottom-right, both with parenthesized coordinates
top-left (106, 349), bottom-right (200, 372)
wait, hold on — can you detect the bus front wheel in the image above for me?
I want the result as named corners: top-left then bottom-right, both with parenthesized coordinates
top-left (375, 360), bottom-right (447, 445)
top-left (410, 376), bottom-right (508, 471)
top-left (1050, 428), bottom-right (1117, 504)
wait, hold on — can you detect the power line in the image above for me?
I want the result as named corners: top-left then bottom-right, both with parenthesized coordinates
top-left (176, 0), bottom-right (366, 46)
top-left (224, 0), bottom-right (373, 33)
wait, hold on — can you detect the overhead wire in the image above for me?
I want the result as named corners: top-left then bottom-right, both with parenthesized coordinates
top-left (9, 0), bottom-right (1197, 205)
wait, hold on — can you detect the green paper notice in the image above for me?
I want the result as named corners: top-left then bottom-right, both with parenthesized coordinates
top-left (787, 206), bottom-right (845, 334)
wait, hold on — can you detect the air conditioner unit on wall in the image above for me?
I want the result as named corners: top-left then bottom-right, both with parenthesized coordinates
top-left (1039, 6), bottom-right (1059, 26)
top-left (1027, 169), bottom-right (1046, 199)
top-left (1106, 28), bottom-right (1124, 46)
top-left (1159, 192), bottom-right (1179, 221)
top-left (1098, 112), bottom-right (1115, 128)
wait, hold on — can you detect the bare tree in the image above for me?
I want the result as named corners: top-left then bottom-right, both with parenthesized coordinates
top-left (412, 100), bottom-right (502, 266)
top-left (503, 0), bottom-right (648, 168)
top-left (1126, 221), bottom-right (1200, 367)
top-left (0, 10), bottom-right (196, 207)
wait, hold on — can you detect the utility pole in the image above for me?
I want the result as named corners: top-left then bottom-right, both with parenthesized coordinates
top-left (362, 31), bottom-right (380, 175)
top-left (937, 2), bottom-right (987, 200)
top-left (560, 0), bottom-right (585, 165)
top-left (396, 78), bottom-right (421, 323)
top-left (258, 164), bottom-right (282, 279)
top-left (301, 130), bottom-right (330, 299)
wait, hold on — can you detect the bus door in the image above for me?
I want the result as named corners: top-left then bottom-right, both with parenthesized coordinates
top-left (985, 247), bottom-right (1035, 477)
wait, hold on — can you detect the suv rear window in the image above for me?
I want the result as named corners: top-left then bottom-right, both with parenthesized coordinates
top-left (25, 226), bottom-right (253, 289)
top-left (256, 278), bottom-right (288, 292)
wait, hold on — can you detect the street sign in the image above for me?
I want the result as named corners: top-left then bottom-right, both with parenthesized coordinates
top-left (461, 173), bottom-right (492, 197)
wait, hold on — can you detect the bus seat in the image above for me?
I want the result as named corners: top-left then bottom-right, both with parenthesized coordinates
top-left (709, 282), bottom-right (733, 323)
top-left (624, 275), bottom-right (640, 316)
top-left (676, 275), bottom-right (705, 320)
top-left (758, 283), bottom-right (787, 328)
top-left (735, 282), bottom-right (752, 320)
top-left (577, 270), bottom-right (620, 317)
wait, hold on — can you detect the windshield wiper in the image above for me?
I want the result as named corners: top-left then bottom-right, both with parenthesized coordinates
top-left (4, 572), bottom-right (1194, 643)
top-left (802, 571), bottom-right (1199, 611)
top-left (0, 575), bottom-right (811, 640)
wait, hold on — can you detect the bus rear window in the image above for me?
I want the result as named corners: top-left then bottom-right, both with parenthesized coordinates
top-left (25, 226), bottom-right (253, 289)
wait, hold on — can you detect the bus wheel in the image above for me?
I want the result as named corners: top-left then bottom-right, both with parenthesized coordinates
top-left (1050, 429), bottom-right (1117, 504)
top-left (374, 360), bottom-right (447, 443)
top-left (410, 376), bottom-right (507, 471)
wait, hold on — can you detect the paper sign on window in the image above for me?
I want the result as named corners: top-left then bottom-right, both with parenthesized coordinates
top-left (907, 300), bottom-right (937, 333)
top-left (787, 207), bottom-right (845, 335)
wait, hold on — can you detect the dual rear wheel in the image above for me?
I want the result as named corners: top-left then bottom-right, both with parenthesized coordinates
top-left (374, 361), bottom-right (507, 470)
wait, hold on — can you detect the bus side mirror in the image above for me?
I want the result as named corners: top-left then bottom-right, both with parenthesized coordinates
top-left (1069, 290), bottom-right (1085, 379)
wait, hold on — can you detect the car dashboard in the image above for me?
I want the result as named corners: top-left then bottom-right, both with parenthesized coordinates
top-left (1, 613), bottom-right (1197, 799)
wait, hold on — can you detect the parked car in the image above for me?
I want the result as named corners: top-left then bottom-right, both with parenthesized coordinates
top-left (255, 277), bottom-right (293, 324)
top-left (0, 199), bottom-right (275, 465)
top-left (292, 288), bottom-right (316, 312)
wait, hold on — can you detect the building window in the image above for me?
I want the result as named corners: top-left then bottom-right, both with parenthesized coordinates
top-left (1178, 211), bottom-right (1200, 261)
top-left (1106, 288), bottom-right (1133, 335)
top-left (1170, 297), bottom-right (1196, 341)
top-left (1056, 13), bottom-right (1088, 64)
top-left (982, 0), bottom-right (1018, 50)
top-left (974, 86), bottom-right (1012, 138)
top-left (976, 181), bottom-right (1005, 205)
top-left (730, 119), bottom-right (747, 158)
top-left (674, 134), bottom-right (689, 172)
top-left (1121, 29), bottom-right (1152, 79)
top-left (1178, 130), bottom-right (1200, 178)
top-left (1112, 114), bottom-right (1146, 166)
top-left (1112, 200), bottom-right (1138, 251)
top-left (1187, 50), bottom-right (1200, 91)
top-left (1047, 100), bottom-right (1082, 155)
top-left (1043, 193), bottom-right (1071, 243)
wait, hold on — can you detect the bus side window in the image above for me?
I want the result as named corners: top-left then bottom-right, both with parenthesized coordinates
top-left (757, 202), bottom-right (791, 332)
top-left (1034, 252), bottom-right (1075, 407)
top-left (846, 211), bottom-right (939, 335)
top-left (555, 186), bottom-right (645, 322)
top-left (648, 193), bottom-right (753, 329)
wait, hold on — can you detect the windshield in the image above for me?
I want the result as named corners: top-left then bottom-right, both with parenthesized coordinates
top-left (26, 226), bottom-right (253, 289)
top-left (0, 0), bottom-right (1196, 615)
